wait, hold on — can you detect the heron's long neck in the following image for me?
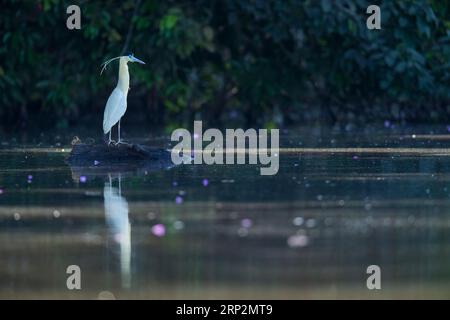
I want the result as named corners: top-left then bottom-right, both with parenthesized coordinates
top-left (117, 58), bottom-right (129, 94)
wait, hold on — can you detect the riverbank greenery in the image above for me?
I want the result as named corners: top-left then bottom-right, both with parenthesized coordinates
top-left (1, 0), bottom-right (449, 129)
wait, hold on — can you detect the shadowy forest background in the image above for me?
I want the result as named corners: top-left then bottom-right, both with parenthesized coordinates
top-left (1, 0), bottom-right (450, 131)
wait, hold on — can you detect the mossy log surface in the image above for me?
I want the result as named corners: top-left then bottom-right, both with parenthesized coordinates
top-left (68, 143), bottom-right (172, 164)
top-left (66, 143), bottom-right (175, 177)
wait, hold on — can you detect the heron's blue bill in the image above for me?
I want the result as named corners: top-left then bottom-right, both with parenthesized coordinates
top-left (131, 56), bottom-right (145, 64)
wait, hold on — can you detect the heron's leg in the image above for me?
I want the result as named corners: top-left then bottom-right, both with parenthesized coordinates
top-left (114, 120), bottom-right (127, 145)
top-left (107, 130), bottom-right (116, 145)
top-left (118, 120), bottom-right (121, 143)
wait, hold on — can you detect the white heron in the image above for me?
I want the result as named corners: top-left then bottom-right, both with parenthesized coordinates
top-left (100, 53), bottom-right (145, 145)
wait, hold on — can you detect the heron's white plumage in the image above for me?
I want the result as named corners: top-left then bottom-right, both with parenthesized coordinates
top-left (103, 87), bottom-right (127, 134)
top-left (100, 54), bottom-right (145, 143)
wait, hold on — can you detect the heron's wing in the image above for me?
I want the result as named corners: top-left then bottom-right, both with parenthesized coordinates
top-left (103, 88), bottom-right (127, 134)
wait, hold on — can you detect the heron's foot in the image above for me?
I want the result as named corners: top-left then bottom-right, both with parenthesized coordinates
top-left (107, 139), bottom-right (116, 146)
top-left (114, 140), bottom-right (125, 146)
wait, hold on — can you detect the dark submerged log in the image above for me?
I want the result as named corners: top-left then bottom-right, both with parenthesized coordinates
top-left (68, 142), bottom-right (172, 164)
top-left (67, 142), bottom-right (177, 178)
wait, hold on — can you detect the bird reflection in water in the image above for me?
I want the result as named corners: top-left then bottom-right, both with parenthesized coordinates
top-left (104, 174), bottom-right (131, 288)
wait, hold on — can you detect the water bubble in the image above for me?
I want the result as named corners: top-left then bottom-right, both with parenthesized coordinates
top-left (175, 196), bottom-right (183, 204)
top-left (287, 234), bottom-right (309, 248)
top-left (238, 227), bottom-right (248, 237)
top-left (13, 212), bottom-right (21, 221)
top-left (53, 210), bottom-right (61, 218)
top-left (98, 291), bottom-right (116, 300)
top-left (306, 219), bottom-right (316, 228)
top-left (202, 179), bottom-right (209, 187)
top-left (173, 220), bottom-right (184, 230)
top-left (293, 217), bottom-right (304, 226)
top-left (79, 176), bottom-right (87, 183)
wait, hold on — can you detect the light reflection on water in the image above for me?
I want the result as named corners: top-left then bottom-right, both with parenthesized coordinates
top-left (0, 128), bottom-right (450, 299)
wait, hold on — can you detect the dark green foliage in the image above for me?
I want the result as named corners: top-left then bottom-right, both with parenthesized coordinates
top-left (0, 0), bottom-right (449, 129)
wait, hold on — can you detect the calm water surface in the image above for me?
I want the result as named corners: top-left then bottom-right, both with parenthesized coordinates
top-left (1, 126), bottom-right (450, 299)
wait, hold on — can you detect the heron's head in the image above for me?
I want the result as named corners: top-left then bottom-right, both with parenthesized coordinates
top-left (126, 53), bottom-right (145, 64)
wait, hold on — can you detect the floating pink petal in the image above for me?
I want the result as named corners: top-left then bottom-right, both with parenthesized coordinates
top-left (151, 224), bottom-right (166, 237)
top-left (241, 218), bottom-right (253, 228)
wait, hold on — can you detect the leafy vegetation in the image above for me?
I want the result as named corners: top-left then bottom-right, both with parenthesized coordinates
top-left (0, 0), bottom-right (449, 129)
